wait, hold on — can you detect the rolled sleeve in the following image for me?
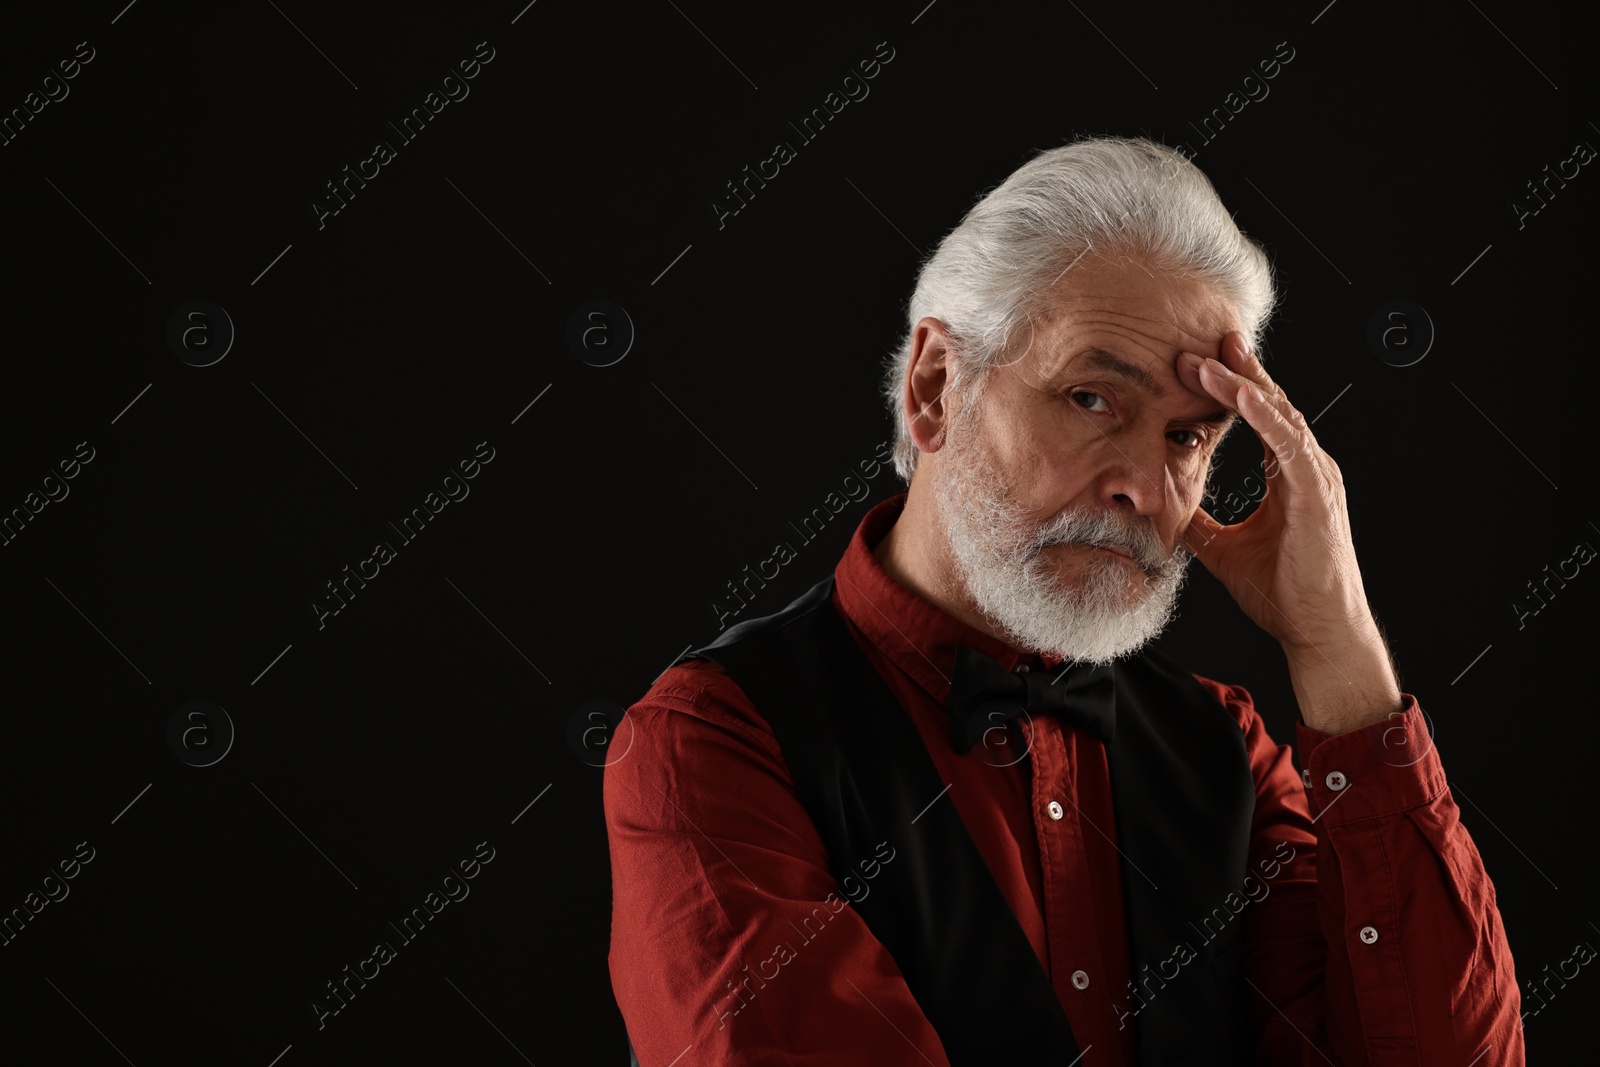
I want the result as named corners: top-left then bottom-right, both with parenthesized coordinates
top-left (1294, 696), bottom-right (1446, 825)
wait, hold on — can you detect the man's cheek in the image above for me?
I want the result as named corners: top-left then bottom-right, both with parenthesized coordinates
top-left (1187, 468), bottom-right (1216, 516)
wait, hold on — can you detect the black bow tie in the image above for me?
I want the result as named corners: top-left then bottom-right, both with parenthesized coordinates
top-left (946, 643), bottom-right (1117, 754)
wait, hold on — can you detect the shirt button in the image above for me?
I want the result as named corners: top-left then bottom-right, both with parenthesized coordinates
top-left (1359, 925), bottom-right (1379, 945)
top-left (1301, 768), bottom-right (1312, 790)
top-left (1071, 970), bottom-right (1090, 990)
top-left (1047, 800), bottom-right (1064, 820)
top-left (1325, 770), bottom-right (1348, 791)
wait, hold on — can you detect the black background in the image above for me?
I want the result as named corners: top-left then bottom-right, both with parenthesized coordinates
top-left (1, 0), bottom-right (1593, 1063)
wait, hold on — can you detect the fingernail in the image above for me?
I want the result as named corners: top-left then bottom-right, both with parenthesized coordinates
top-left (1180, 351), bottom-right (1202, 367)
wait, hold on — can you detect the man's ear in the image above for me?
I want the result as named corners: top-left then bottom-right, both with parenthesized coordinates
top-left (906, 316), bottom-right (955, 453)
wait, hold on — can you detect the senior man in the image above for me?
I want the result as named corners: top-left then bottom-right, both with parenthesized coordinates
top-left (605, 136), bottom-right (1521, 1065)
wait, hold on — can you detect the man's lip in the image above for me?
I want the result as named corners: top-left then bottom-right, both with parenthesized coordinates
top-left (1043, 541), bottom-right (1138, 563)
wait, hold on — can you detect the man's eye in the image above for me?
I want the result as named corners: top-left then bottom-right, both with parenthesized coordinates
top-left (1169, 429), bottom-right (1205, 449)
top-left (1069, 390), bottom-right (1109, 413)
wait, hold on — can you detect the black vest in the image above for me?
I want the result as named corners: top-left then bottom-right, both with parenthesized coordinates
top-left (677, 573), bottom-right (1259, 1065)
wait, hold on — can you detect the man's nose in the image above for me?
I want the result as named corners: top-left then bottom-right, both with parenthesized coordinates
top-left (1097, 434), bottom-right (1171, 520)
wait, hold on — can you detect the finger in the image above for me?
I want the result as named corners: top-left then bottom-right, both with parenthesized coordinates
top-left (1180, 356), bottom-right (1282, 489)
top-left (1217, 334), bottom-right (1322, 462)
top-left (1189, 355), bottom-right (1305, 473)
top-left (1230, 375), bottom-right (1321, 497)
top-left (1174, 350), bottom-right (1212, 400)
top-left (1219, 336), bottom-right (1328, 465)
top-left (1176, 340), bottom-right (1279, 415)
top-left (1218, 331), bottom-right (1275, 396)
top-left (1198, 346), bottom-right (1317, 455)
top-left (1189, 352), bottom-right (1250, 416)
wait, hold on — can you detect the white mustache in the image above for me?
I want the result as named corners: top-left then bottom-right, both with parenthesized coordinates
top-left (1030, 513), bottom-right (1186, 577)
top-left (931, 412), bottom-right (1195, 666)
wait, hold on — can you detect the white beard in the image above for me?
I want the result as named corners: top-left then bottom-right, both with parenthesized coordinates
top-left (929, 403), bottom-right (1195, 666)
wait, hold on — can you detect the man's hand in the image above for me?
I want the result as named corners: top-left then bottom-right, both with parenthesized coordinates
top-left (1174, 331), bottom-right (1401, 734)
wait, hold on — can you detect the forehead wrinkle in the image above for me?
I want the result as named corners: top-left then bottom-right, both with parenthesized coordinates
top-left (1078, 347), bottom-right (1167, 399)
top-left (1052, 271), bottom-right (1241, 341)
top-left (1046, 306), bottom-right (1242, 397)
top-left (1044, 316), bottom-right (1173, 380)
top-left (1032, 286), bottom-right (1241, 386)
top-left (1091, 305), bottom-right (1237, 356)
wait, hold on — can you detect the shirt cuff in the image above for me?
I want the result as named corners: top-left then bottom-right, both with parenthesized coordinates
top-left (1293, 694), bottom-right (1447, 825)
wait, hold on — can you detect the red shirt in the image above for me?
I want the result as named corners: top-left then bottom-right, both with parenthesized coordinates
top-left (606, 491), bottom-right (1523, 1065)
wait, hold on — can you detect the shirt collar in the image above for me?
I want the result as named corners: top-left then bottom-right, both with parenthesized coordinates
top-left (834, 491), bottom-right (1066, 708)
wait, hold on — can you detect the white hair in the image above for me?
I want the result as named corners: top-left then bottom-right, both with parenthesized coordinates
top-left (879, 135), bottom-right (1278, 483)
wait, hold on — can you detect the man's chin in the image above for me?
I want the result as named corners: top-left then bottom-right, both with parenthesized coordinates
top-left (965, 547), bottom-right (1184, 664)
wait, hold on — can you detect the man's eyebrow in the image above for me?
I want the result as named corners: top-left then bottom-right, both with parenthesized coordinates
top-left (1196, 409), bottom-right (1240, 433)
top-left (1078, 347), bottom-right (1167, 399)
top-left (1073, 346), bottom-right (1236, 432)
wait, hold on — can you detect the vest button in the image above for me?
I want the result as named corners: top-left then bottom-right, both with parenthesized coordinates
top-left (1012, 663), bottom-right (1030, 673)
top-left (1070, 969), bottom-right (1090, 990)
top-left (1358, 925), bottom-right (1379, 945)
top-left (1047, 800), bottom-right (1064, 820)
top-left (1325, 770), bottom-right (1348, 792)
